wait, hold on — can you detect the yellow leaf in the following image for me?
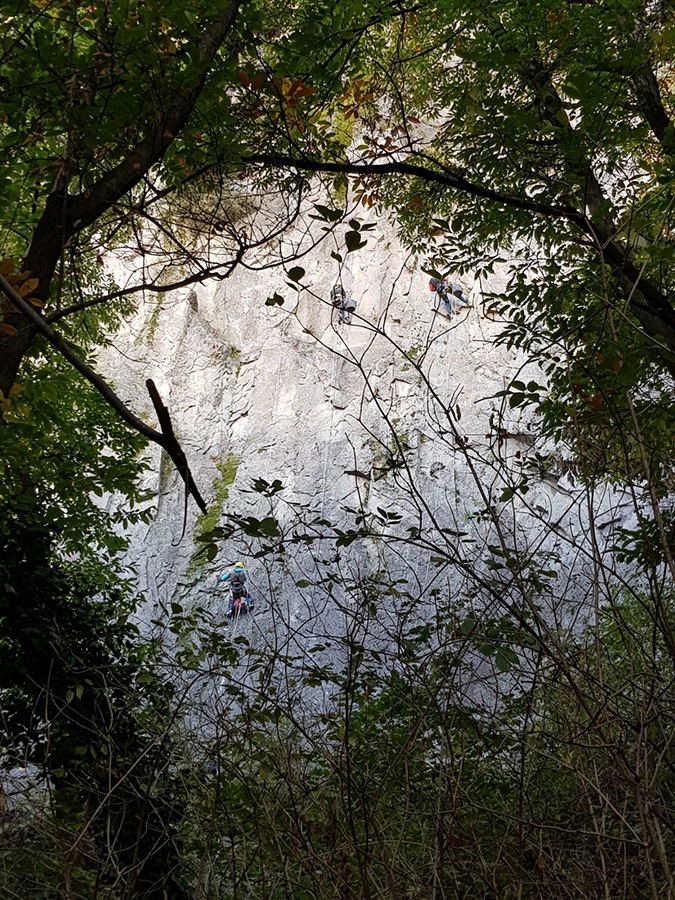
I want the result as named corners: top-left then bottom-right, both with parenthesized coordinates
top-left (0, 323), bottom-right (17, 336)
top-left (0, 257), bottom-right (14, 276)
top-left (9, 384), bottom-right (22, 396)
top-left (28, 297), bottom-right (45, 308)
top-left (18, 277), bottom-right (39, 296)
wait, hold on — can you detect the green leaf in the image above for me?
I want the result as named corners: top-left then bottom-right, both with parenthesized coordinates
top-left (422, 266), bottom-right (443, 279)
top-left (336, 531), bottom-right (359, 547)
top-left (320, 205), bottom-right (343, 222)
top-left (345, 231), bottom-right (367, 252)
top-left (287, 266), bottom-right (305, 282)
top-left (206, 543), bottom-right (218, 561)
top-left (494, 652), bottom-right (511, 672)
top-left (495, 648), bottom-right (518, 672)
top-left (259, 516), bottom-right (280, 536)
top-left (460, 616), bottom-right (476, 635)
top-left (313, 204), bottom-right (342, 222)
top-left (265, 292), bottom-right (285, 306)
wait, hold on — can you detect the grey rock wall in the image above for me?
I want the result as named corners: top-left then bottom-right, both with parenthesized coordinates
top-left (99, 214), bottom-right (633, 668)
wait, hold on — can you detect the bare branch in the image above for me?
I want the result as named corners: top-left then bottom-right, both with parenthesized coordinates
top-left (46, 270), bottom-right (226, 324)
top-left (241, 152), bottom-right (577, 220)
top-left (0, 273), bottom-right (207, 515)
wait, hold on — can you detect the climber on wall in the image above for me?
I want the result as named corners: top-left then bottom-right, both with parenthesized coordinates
top-left (220, 561), bottom-right (254, 616)
top-left (429, 277), bottom-right (471, 317)
top-left (331, 283), bottom-right (357, 324)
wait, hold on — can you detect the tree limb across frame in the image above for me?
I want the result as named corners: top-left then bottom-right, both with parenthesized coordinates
top-left (0, 273), bottom-right (207, 515)
top-left (242, 152), bottom-right (675, 372)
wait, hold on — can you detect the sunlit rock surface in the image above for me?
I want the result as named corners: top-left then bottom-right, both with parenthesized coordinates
top-left (100, 215), bottom-right (632, 668)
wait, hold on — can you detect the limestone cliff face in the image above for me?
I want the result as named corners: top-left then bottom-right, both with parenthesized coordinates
top-left (100, 215), bottom-right (629, 644)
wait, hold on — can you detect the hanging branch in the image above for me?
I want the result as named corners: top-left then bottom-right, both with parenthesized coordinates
top-left (0, 273), bottom-right (207, 515)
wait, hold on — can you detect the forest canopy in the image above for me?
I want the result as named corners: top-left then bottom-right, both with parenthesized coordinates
top-left (2, 0), bottom-right (675, 493)
top-left (3, 0), bottom-right (675, 897)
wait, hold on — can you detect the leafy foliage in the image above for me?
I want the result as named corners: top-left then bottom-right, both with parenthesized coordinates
top-left (347, 0), bottom-right (675, 488)
top-left (0, 506), bottom-right (193, 900)
top-left (4, 1), bottom-right (675, 897)
top-left (0, 340), bottom-right (152, 561)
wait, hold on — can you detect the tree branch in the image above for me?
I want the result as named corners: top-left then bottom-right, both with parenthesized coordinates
top-left (0, 1), bottom-right (240, 396)
top-left (45, 269), bottom-right (225, 324)
top-left (242, 152), bottom-right (577, 220)
top-left (0, 273), bottom-right (207, 515)
top-left (631, 61), bottom-right (674, 150)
